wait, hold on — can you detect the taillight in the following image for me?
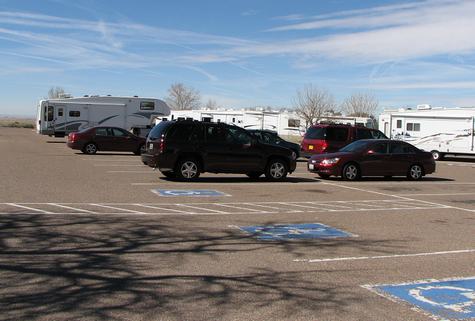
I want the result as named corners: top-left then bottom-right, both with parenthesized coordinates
top-left (69, 133), bottom-right (77, 142)
top-left (159, 134), bottom-right (165, 153)
top-left (321, 141), bottom-right (328, 151)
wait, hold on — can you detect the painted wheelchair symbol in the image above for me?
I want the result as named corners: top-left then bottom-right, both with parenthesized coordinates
top-left (409, 285), bottom-right (475, 314)
top-left (239, 223), bottom-right (353, 240)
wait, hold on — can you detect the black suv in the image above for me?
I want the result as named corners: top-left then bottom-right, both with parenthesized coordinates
top-left (247, 129), bottom-right (300, 158)
top-left (142, 120), bottom-right (297, 180)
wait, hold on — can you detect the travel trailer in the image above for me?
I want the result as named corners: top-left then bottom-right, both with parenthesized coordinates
top-left (379, 105), bottom-right (475, 159)
top-left (37, 96), bottom-right (170, 137)
top-left (154, 109), bottom-right (374, 137)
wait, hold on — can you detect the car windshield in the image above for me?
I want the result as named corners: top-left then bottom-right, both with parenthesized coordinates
top-left (148, 121), bottom-right (173, 140)
top-left (339, 140), bottom-right (371, 152)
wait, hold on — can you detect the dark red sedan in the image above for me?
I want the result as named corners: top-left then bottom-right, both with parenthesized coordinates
top-left (67, 126), bottom-right (146, 155)
top-left (307, 139), bottom-right (436, 180)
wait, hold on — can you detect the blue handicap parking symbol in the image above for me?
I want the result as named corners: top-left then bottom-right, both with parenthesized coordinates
top-left (374, 277), bottom-right (475, 320)
top-left (239, 223), bottom-right (353, 240)
top-left (152, 189), bottom-right (228, 197)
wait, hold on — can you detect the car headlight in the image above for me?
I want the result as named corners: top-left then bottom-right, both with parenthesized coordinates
top-left (321, 158), bottom-right (340, 165)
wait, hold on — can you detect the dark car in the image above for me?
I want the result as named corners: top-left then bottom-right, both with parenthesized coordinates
top-left (307, 139), bottom-right (435, 180)
top-left (247, 129), bottom-right (300, 158)
top-left (301, 124), bottom-right (387, 158)
top-left (141, 120), bottom-right (297, 180)
top-left (67, 126), bottom-right (146, 155)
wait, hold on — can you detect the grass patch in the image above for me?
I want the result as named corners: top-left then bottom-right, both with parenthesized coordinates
top-left (0, 119), bottom-right (35, 129)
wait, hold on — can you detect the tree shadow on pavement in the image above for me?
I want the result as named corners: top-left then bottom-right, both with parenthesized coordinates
top-left (0, 214), bottom-right (408, 321)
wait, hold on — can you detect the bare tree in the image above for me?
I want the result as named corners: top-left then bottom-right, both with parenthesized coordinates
top-left (342, 93), bottom-right (378, 117)
top-left (48, 87), bottom-right (66, 99)
top-left (293, 84), bottom-right (335, 129)
top-left (204, 99), bottom-right (219, 110)
top-left (166, 83), bottom-right (201, 110)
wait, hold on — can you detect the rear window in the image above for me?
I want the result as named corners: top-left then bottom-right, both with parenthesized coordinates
top-left (304, 127), bottom-right (325, 139)
top-left (148, 121), bottom-right (173, 140)
top-left (371, 130), bottom-right (388, 139)
top-left (339, 140), bottom-right (370, 152)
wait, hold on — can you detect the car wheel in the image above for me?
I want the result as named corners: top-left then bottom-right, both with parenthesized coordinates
top-left (407, 164), bottom-right (423, 180)
top-left (83, 143), bottom-right (97, 155)
top-left (134, 144), bottom-right (145, 155)
top-left (342, 163), bottom-right (360, 181)
top-left (246, 172), bottom-right (262, 179)
top-left (431, 150), bottom-right (444, 160)
top-left (175, 158), bottom-right (200, 181)
top-left (318, 173), bottom-right (330, 179)
top-left (161, 171), bottom-right (176, 179)
top-left (265, 159), bottom-right (288, 181)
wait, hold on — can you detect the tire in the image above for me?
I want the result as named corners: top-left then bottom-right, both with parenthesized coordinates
top-left (175, 158), bottom-right (200, 181)
top-left (407, 164), bottom-right (423, 180)
top-left (265, 159), bottom-right (288, 181)
top-left (342, 163), bottom-right (360, 181)
top-left (431, 150), bottom-right (444, 160)
top-left (318, 173), bottom-right (330, 179)
top-left (161, 171), bottom-right (176, 179)
top-left (134, 144), bottom-right (145, 155)
top-left (82, 142), bottom-right (97, 155)
top-left (246, 172), bottom-right (262, 179)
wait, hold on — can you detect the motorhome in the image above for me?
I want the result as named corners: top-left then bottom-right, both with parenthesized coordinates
top-left (37, 96), bottom-right (170, 137)
top-left (379, 105), bottom-right (475, 159)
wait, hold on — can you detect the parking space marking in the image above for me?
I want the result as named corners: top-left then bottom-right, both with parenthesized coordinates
top-left (6, 203), bottom-right (54, 214)
top-left (0, 199), bottom-right (447, 216)
top-left (397, 192), bottom-right (475, 197)
top-left (131, 181), bottom-right (319, 186)
top-left (176, 204), bottom-right (229, 214)
top-left (214, 203), bottom-right (268, 212)
top-left (47, 203), bottom-right (95, 213)
top-left (294, 249), bottom-right (475, 263)
top-left (89, 203), bottom-right (147, 214)
top-left (94, 164), bottom-right (144, 167)
top-left (133, 204), bottom-right (193, 214)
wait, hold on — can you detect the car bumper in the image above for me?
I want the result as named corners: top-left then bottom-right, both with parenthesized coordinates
top-left (67, 141), bottom-right (82, 150)
top-left (141, 152), bottom-right (174, 171)
top-left (307, 163), bottom-right (340, 176)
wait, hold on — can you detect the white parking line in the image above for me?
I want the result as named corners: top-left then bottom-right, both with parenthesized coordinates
top-left (397, 192), bottom-right (475, 196)
top-left (131, 182), bottom-right (319, 186)
top-left (6, 203), bottom-right (53, 214)
top-left (47, 203), bottom-right (95, 213)
top-left (214, 203), bottom-right (267, 212)
top-left (294, 249), bottom-right (475, 263)
top-left (176, 204), bottom-right (229, 214)
top-left (89, 203), bottom-right (147, 214)
top-left (134, 203), bottom-right (192, 214)
top-left (81, 159), bottom-right (139, 162)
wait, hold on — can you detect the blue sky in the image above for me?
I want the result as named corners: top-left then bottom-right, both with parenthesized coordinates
top-left (1, 0), bottom-right (475, 116)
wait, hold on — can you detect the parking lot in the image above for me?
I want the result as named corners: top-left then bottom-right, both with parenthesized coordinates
top-left (1, 127), bottom-right (474, 321)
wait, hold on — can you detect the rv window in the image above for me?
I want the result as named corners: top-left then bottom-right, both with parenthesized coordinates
top-left (58, 108), bottom-right (63, 117)
top-left (396, 120), bottom-right (402, 128)
top-left (288, 119), bottom-right (300, 128)
top-left (406, 123), bottom-right (420, 131)
top-left (47, 106), bottom-right (54, 121)
top-left (69, 111), bottom-right (80, 117)
top-left (140, 101), bottom-right (155, 110)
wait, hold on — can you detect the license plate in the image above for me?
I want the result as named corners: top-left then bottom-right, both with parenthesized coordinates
top-left (308, 145), bottom-right (314, 150)
top-left (149, 143), bottom-right (153, 149)
top-left (308, 164), bottom-right (314, 170)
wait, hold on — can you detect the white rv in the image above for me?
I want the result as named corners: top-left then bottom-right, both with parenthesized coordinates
top-left (157, 109), bottom-right (304, 137)
top-left (379, 105), bottom-right (475, 159)
top-left (36, 96), bottom-right (170, 137)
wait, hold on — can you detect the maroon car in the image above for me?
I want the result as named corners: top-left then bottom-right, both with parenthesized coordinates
top-left (308, 139), bottom-right (436, 180)
top-left (67, 126), bottom-right (146, 155)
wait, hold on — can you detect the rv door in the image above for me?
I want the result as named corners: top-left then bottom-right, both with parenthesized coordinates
top-left (42, 104), bottom-right (55, 136)
top-left (52, 105), bottom-right (67, 137)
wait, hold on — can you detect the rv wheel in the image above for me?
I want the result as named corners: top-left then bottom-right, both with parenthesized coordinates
top-left (431, 150), bottom-right (444, 160)
top-left (83, 143), bottom-right (97, 155)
